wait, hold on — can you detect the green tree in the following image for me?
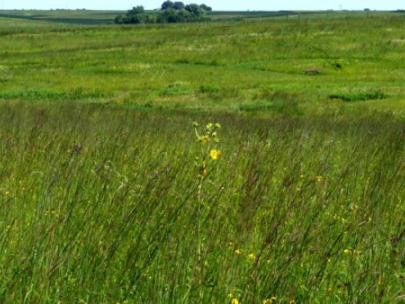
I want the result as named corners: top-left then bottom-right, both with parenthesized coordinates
top-left (128, 6), bottom-right (145, 14)
top-left (185, 3), bottom-right (203, 16)
top-left (173, 1), bottom-right (185, 10)
top-left (126, 6), bottom-right (146, 23)
top-left (161, 1), bottom-right (174, 10)
top-left (200, 4), bottom-right (212, 12)
top-left (116, 1), bottom-right (212, 24)
top-left (114, 15), bottom-right (124, 24)
top-left (114, 6), bottom-right (153, 24)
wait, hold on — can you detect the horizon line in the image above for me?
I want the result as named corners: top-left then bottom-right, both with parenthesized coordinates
top-left (0, 8), bottom-right (404, 12)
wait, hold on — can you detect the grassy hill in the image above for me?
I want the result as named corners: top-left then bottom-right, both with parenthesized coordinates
top-left (0, 10), bottom-right (404, 116)
top-left (0, 10), bottom-right (120, 25)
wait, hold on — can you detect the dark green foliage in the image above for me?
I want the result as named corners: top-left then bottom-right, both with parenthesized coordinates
top-left (114, 15), bottom-right (124, 24)
top-left (185, 4), bottom-right (204, 16)
top-left (329, 91), bottom-right (387, 102)
top-left (129, 6), bottom-right (145, 15)
top-left (157, 8), bottom-right (195, 23)
top-left (173, 2), bottom-right (185, 10)
top-left (114, 6), bottom-right (155, 24)
top-left (0, 88), bottom-right (107, 101)
top-left (159, 82), bottom-right (192, 96)
top-left (161, 1), bottom-right (175, 10)
top-left (199, 84), bottom-right (221, 94)
top-left (157, 1), bottom-right (211, 23)
top-left (198, 84), bottom-right (222, 100)
top-left (200, 4), bottom-right (212, 12)
top-left (116, 1), bottom-right (212, 24)
top-left (240, 92), bottom-right (301, 115)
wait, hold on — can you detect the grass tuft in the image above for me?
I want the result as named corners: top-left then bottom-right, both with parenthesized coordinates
top-left (329, 91), bottom-right (388, 102)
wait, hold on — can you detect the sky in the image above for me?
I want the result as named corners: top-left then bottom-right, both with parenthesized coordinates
top-left (1, 0), bottom-right (404, 11)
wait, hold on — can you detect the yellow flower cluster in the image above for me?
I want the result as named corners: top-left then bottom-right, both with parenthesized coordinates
top-left (210, 149), bottom-right (221, 161)
top-left (262, 296), bottom-right (277, 304)
top-left (193, 122), bottom-right (222, 177)
top-left (248, 253), bottom-right (257, 261)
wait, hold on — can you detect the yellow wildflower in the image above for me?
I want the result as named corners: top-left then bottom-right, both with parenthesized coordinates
top-left (248, 253), bottom-right (256, 261)
top-left (262, 296), bottom-right (277, 304)
top-left (315, 176), bottom-right (323, 182)
top-left (231, 298), bottom-right (239, 304)
top-left (235, 249), bottom-right (242, 255)
top-left (209, 149), bottom-right (220, 160)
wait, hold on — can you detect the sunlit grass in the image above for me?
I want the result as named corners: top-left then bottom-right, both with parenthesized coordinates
top-left (0, 12), bottom-right (404, 115)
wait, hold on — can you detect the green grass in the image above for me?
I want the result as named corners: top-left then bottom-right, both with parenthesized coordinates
top-left (0, 11), bottom-right (404, 303)
top-left (0, 10), bottom-right (120, 25)
top-left (0, 11), bottom-right (404, 116)
top-left (0, 88), bottom-right (107, 101)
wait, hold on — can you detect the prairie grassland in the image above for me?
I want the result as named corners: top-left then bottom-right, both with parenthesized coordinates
top-left (0, 12), bottom-right (405, 116)
top-left (0, 11), bottom-right (404, 303)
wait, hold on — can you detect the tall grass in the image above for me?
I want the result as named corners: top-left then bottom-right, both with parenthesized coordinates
top-left (0, 102), bottom-right (403, 303)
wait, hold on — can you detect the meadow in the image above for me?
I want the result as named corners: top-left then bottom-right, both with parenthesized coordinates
top-left (0, 10), bottom-right (404, 303)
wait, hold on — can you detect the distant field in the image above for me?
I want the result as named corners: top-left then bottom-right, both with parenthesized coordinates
top-left (0, 9), bottom-right (401, 24)
top-left (0, 11), bottom-right (404, 116)
top-left (0, 10), bottom-right (120, 25)
top-left (0, 9), bottom-right (303, 25)
top-left (0, 10), bottom-right (293, 25)
top-left (0, 11), bottom-right (404, 303)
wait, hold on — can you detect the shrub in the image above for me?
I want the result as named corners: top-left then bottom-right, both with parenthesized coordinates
top-left (159, 82), bottom-right (192, 96)
top-left (329, 91), bottom-right (387, 102)
top-left (115, 6), bottom-right (155, 24)
top-left (199, 84), bottom-right (221, 94)
top-left (241, 91), bottom-right (301, 115)
top-left (157, 8), bottom-right (195, 23)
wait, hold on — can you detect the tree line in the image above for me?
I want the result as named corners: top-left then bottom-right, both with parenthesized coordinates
top-left (114, 1), bottom-right (212, 24)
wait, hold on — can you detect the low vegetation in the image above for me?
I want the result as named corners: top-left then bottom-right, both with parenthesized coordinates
top-left (329, 91), bottom-right (387, 102)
